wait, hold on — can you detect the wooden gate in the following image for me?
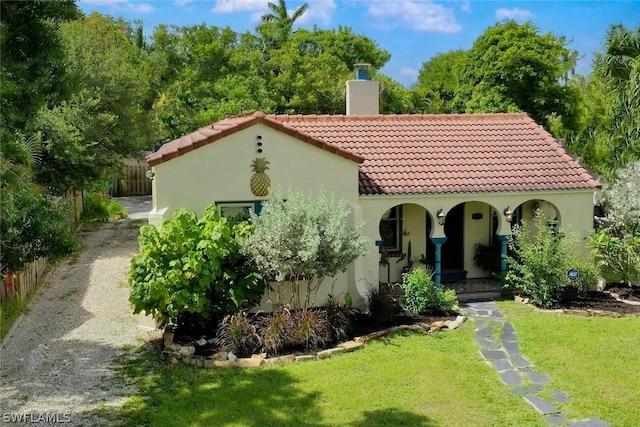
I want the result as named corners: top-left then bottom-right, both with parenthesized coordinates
top-left (114, 159), bottom-right (152, 196)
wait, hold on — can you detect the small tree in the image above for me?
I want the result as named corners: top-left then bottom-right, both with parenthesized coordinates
top-left (129, 206), bottom-right (265, 327)
top-left (506, 210), bottom-right (599, 308)
top-left (589, 161), bottom-right (640, 286)
top-left (242, 190), bottom-right (369, 310)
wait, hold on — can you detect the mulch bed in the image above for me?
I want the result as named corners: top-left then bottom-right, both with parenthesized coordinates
top-left (550, 285), bottom-right (640, 316)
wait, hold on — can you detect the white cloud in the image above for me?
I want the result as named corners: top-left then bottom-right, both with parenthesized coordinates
top-left (368, 1), bottom-right (461, 33)
top-left (461, 1), bottom-right (471, 13)
top-left (81, 0), bottom-right (127, 5)
top-left (212, 0), bottom-right (335, 26)
top-left (495, 8), bottom-right (533, 21)
top-left (211, 0), bottom-right (269, 14)
top-left (81, 0), bottom-right (154, 14)
top-left (400, 67), bottom-right (419, 78)
top-left (129, 2), bottom-right (154, 13)
top-left (296, 0), bottom-right (336, 26)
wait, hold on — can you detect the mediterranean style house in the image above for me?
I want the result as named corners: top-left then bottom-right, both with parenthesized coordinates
top-left (146, 67), bottom-right (601, 308)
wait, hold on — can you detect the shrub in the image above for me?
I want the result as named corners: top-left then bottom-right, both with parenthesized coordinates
top-left (366, 286), bottom-right (398, 325)
top-left (325, 294), bottom-right (351, 342)
top-left (1, 189), bottom-right (78, 273)
top-left (401, 267), bottom-right (458, 314)
top-left (82, 192), bottom-right (127, 221)
top-left (589, 161), bottom-right (640, 286)
top-left (506, 210), bottom-right (599, 308)
top-left (241, 190), bottom-right (368, 310)
top-left (128, 206), bottom-right (265, 327)
top-left (289, 309), bottom-right (331, 350)
top-left (258, 309), bottom-right (291, 355)
top-left (216, 312), bottom-right (261, 356)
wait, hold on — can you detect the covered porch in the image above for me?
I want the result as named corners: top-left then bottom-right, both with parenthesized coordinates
top-left (358, 191), bottom-right (578, 301)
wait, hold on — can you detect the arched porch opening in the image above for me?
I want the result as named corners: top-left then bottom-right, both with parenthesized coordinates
top-left (512, 199), bottom-right (561, 231)
top-left (441, 201), bottom-right (502, 281)
top-left (378, 203), bottom-right (436, 284)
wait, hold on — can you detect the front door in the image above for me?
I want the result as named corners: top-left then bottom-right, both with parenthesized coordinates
top-left (442, 204), bottom-right (464, 270)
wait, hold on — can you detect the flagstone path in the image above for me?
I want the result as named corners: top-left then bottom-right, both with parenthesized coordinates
top-left (461, 301), bottom-right (612, 427)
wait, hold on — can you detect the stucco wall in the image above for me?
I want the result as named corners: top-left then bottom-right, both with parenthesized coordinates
top-left (150, 123), bottom-right (363, 310)
top-left (151, 123), bottom-right (360, 219)
top-left (359, 189), bottom-right (597, 286)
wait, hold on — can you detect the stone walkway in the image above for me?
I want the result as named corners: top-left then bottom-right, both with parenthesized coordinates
top-left (461, 302), bottom-right (612, 427)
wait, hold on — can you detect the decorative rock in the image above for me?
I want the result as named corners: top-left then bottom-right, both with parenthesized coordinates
top-left (338, 341), bottom-right (364, 352)
top-left (168, 357), bottom-right (180, 365)
top-left (295, 355), bottom-right (316, 362)
top-left (316, 349), bottom-right (333, 359)
top-left (160, 351), bottom-right (170, 361)
top-left (179, 346), bottom-right (196, 356)
top-left (455, 315), bottom-right (466, 324)
top-left (236, 358), bottom-right (265, 368)
top-left (265, 354), bottom-right (296, 365)
top-left (195, 338), bottom-right (208, 347)
top-left (209, 351), bottom-right (228, 361)
top-left (227, 352), bottom-right (237, 362)
top-left (514, 295), bottom-right (527, 304)
top-left (430, 321), bottom-right (448, 331)
top-left (446, 320), bottom-right (462, 330)
top-left (169, 352), bottom-right (181, 360)
top-left (527, 372), bottom-right (551, 384)
top-left (251, 353), bottom-right (267, 359)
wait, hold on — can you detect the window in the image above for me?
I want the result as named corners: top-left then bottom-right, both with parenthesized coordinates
top-left (379, 206), bottom-right (402, 251)
top-left (217, 202), bottom-right (258, 225)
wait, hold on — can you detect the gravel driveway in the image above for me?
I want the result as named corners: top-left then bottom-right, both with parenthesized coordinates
top-left (0, 204), bottom-right (158, 425)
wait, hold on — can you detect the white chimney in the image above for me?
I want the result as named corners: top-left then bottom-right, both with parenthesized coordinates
top-left (346, 63), bottom-right (380, 115)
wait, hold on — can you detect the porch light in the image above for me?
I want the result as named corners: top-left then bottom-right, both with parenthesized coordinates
top-left (437, 209), bottom-right (446, 226)
top-left (145, 170), bottom-right (155, 180)
top-left (504, 207), bottom-right (514, 223)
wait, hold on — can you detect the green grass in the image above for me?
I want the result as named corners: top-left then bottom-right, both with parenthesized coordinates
top-left (97, 326), bottom-right (545, 427)
top-left (498, 301), bottom-right (640, 426)
top-left (82, 192), bottom-right (128, 222)
top-left (0, 295), bottom-right (28, 341)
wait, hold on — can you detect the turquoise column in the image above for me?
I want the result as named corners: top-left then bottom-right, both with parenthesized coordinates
top-left (497, 235), bottom-right (509, 276)
top-left (429, 237), bottom-right (447, 288)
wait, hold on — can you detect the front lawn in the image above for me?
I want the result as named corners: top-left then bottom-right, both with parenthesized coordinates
top-left (498, 301), bottom-right (640, 425)
top-left (105, 325), bottom-right (544, 427)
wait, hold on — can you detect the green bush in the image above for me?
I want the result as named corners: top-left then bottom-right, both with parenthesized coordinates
top-left (588, 161), bottom-right (640, 286)
top-left (401, 267), bottom-right (458, 314)
top-left (1, 189), bottom-right (78, 273)
top-left (128, 206), bottom-right (265, 327)
top-left (82, 192), bottom-right (127, 221)
top-left (506, 210), bottom-right (599, 308)
top-left (242, 190), bottom-right (368, 310)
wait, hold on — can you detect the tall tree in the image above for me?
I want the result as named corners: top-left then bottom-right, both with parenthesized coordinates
top-left (413, 50), bottom-right (467, 113)
top-left (259, 0), bottom-right (308, 49)
top-left (0, 0), bottom-right (79, 137)
top-left (456, 21), bottom-right (580, 130)
top-left (33, 13), bottom-right (156, 193)
top-left (595, 24), bottom-right (640, 172)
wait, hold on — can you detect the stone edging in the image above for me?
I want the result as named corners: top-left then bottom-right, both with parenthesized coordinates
top-left (514, 295), bottom-right (632, 318)
top-left (161, 315), bottom-right (467, 369)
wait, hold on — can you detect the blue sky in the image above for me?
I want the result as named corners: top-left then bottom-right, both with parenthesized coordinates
top-left (79, 0), bottom-right (639, 86)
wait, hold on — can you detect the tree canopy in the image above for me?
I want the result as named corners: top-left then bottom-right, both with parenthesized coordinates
top-left (455, 20), bottom-right (580, 130)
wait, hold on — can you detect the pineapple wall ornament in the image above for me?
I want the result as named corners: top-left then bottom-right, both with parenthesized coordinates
top-left (250, 157), bottom-right (271, 196)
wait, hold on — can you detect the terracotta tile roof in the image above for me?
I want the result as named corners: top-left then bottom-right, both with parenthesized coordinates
top-left (149, 111), bottom-right (601, 195)
top-left (268, 112), bottom-right (601, 195)
top-left (146, 111), bottom-right (364, 166)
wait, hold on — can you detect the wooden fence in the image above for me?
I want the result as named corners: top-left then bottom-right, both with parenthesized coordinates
top-left (1, 189), bottom-right (83, 305)
top-left (113, 158), bottom-right (152, 196)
